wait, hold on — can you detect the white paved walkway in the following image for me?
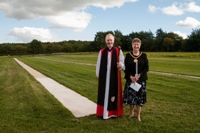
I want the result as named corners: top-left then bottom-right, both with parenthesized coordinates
top-left (14, 58), bottom-right (96, 118)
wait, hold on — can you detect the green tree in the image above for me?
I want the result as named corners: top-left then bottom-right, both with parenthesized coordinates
top-left (185, 29), bottom-right (200, 51)
top-left (113, 30), bottom-right (123, 47)
top-left (163, 37), bottom-right (174, 52)
top-left (28, 39), bottom-right (43, 55)
top-left (78, 41), bottom-right (90, 52)
top-left (0, 44), bottom-right (11, 55)
top-left (46, 43), bottom-right (55, 53)
top-left (120, 35), bottom-right (131, 51)
top-left (15, 45), bottom-right (28, 55)
top-left (138, 31), bottom-right (154, 51)
top-left (63, 43), bottom-right (73, 52)
top-left (54, 44), bottom-right (63, 53)
top-left (166, 32), bottom-right (184, 51)
top-left (154, 28), bottom-right (167, 51)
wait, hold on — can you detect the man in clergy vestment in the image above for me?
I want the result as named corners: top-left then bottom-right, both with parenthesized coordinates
top-left (96, 33), bottom-right (125, 119)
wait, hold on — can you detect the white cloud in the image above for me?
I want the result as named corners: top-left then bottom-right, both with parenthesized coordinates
top-left (176, 17), bottom-right (200, 28)
top-left (8, 27), bottom-right (60, 43)
top-left (149, 2), bottom-right (200, 15)
top-left (148, 5), bottom-right (158, 13)
top-left (91, 0), bottom-right (138, 9)
top-left (0, 0), bottom-right (138, 31)
top-left (185, 2), bottom-right (200, 13)
top-left (161, 3), bottom-right (184, 16)
top-left (173, 31), bottom-right (187, 39)
top-left (46, 11), bottom-right (92, 32)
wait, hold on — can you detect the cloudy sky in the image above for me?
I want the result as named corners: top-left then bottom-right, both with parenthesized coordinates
top-left (0, 0), bottom-right (200, 43)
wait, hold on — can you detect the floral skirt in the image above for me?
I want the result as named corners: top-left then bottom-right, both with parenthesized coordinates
top-left (123, 80), bottom-right (146, 107)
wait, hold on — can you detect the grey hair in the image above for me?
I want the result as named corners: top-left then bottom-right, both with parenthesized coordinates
top-left (132, 38), bottom-right (142, 45)
top-left (105, 33), bottom-right (115, 42)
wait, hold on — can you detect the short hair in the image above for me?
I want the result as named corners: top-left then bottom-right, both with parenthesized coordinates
top-left (105, 33), bottom-right (114, 42)
top-left (132, 38), bottom-right (141, 44)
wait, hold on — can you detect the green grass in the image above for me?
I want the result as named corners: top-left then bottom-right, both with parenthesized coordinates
top-left (148, 57), bottom-right (200, 76)
top-left (19, 56), bottom-right (97, 101)
top-left (0, 57), bottom-right (75, 133)
top-left (0, 52), bottom-right (200, 133)
top-left (25, 52), bottom-right (200, 76)
top-left (147, 52), bottom-right (200, 76)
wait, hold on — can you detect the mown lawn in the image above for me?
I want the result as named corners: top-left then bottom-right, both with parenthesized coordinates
top-left (0, 53), bottom-right (200, 133)
top-left (27, 52), bottom-right (200, 76)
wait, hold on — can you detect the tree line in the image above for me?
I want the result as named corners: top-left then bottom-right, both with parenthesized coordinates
top-left (0, 28), bottom-right (200, 55)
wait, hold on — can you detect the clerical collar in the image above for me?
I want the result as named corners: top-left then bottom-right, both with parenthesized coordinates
top-left (107, 47), bottom-right (113, 51)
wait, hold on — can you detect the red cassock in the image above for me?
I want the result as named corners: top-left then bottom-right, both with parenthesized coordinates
top-left (96, 47), bottom-right (124, 119)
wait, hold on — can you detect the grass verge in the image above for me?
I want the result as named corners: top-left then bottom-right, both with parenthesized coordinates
top-left (0, 54), bottom-right (200, 132)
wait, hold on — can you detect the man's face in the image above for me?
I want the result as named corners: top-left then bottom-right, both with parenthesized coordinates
top-left (106, 35), bottom-right (114, 48)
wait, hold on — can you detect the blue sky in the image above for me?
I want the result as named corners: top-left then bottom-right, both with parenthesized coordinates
top-left (0, 0), bottom-right (200, 43)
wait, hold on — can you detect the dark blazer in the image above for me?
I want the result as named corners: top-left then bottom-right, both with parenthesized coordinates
top-left (124, 52), bottom-right (149, 82)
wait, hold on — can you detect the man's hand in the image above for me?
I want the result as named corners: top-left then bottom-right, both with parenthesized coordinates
top-left (111, 96), bottom-right (115, 102)
top-left (117, 62), bottom-right (122, 69)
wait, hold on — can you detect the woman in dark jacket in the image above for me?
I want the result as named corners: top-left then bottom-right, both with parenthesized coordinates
top-left (123, 38), bottom-right (149, 121)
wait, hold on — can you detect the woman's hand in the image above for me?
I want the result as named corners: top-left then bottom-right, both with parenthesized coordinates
top-left (130, 75), bottom-right (136, 83)
top-left (135, 74), bottom-right (140, 80)
top-left (130, 74), bottom-right (140, 84)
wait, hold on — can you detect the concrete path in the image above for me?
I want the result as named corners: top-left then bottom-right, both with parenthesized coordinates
top-left (14, 58), bottom-right (96, 118)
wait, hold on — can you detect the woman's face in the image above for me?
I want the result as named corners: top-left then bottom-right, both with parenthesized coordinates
top-left (132, 41), bottom-right (141, 51)
top-left (106, 35), bottom-right (114, 48)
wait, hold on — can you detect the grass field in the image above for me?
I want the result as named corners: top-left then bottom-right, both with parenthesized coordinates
top-left (0, 52), bottom-right (200, 133)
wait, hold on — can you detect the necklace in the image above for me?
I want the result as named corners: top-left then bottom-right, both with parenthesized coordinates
top-left (129, 52), bottom-right (142, 63)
